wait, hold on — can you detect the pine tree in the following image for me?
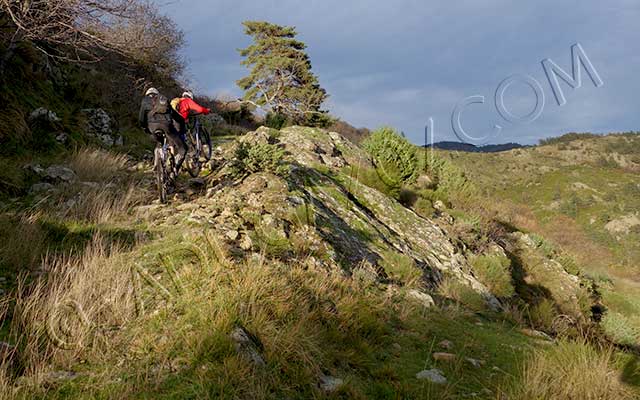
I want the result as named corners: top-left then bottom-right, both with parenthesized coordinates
top-left (237, 21), bottom-right (329, 126)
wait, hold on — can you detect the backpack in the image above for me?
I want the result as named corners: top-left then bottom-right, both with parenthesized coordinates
top-left (150, 94), bottom-right (169, 116)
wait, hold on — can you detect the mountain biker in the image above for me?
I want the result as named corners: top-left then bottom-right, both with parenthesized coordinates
top-left (170, 90), bottom-right (212, 139)
top-left (139, 87), bottom-right (187, 178)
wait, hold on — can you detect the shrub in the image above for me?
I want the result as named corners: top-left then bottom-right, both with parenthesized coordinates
top-left (363, 127), bottom-right (418, 186)
top-left (601, 312), bottom-right (640, 346)
top-left (230, 142), bottom-right (288, 178)
top-left (470, 254), bottom-right (514, 298)
top-left (264, 112), bottom-right (288, 130)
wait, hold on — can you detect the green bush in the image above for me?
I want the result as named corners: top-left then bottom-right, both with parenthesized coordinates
top-left (601, 312), bottom-right (640, 346)
top-left (264, 112), bottom-right (288, 129)
top-left (230, 142), bottom-right (288, 178)
top-left (529, 298), bottom-right (557, 332)
top-left (470, 254), bottom-right (514, 298)
top-left (363, 127), bottom-right (418, 186)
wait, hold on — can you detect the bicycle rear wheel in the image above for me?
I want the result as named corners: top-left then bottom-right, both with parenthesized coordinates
top-left (154, 147), bottom-right (167, 203)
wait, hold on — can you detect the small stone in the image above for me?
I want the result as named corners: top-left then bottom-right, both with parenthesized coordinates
top-left (29, 107), bottom-right (60, 122)
top-left (465, 357), bottom-right (485, 368)
top-left (520, 328), bottom-right (552, 340)
top-left (319, 374), bottom-right (343, 392)
top-left (433, 200), bottom-right (446, 211)
top-left (45, 165), bottom-right (76, 182)
top-left (55, 132), bottom-right (68, 143)
top-left (23, 163), bottom-right (45, 176)
top-left (29, 182), bottom-right (54, 194)
top-left (230, 327), bottom-right (265, 366)
top-left (177, 203), bottom-right (200, 212)
top-left (391, 343), bottom-right (402, 351)
top-left (239, 235), bottom-right (253, 251)
top-left (226, 230), bottom-right (240, 241)
top-left (416, 368), bottom-right (447, 384)
top-left (438, 340), bottom-right (453, 350)
top-left (432, 352), bottom-right (456, 362)
top-left (115, 136), bottom-right (124, 146)
top-left (407, 289), bottom-right (435, 308)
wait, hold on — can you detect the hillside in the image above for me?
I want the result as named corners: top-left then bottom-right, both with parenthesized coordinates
top-left (0, 8), bottom-right (639, 398)
top-left (0, 119), bottom-right (638, 398)
top-left (440, 132), bottom-right (640, 350)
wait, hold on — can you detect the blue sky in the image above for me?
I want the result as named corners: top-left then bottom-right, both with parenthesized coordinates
top-left (158, 0), bottom-right (639, 145)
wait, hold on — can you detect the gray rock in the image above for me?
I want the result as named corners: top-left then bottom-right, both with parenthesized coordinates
top-left (465, 357), bottom-right (485, 368)
top-left (82, 108), bottom-right (115, 146)
top-left (115, 135), bottom-right (124, 146)
top-left (29, 107), bottom-right (60, 122)
top-left (23, 163), bottom-right (45, 176)
top-left (226, 230), bottom-right (240, 241)
top-left (55, 132), bottom-right (69, 143)
top-left (407, 289), bottom-right (435, 308)
top-left (45, 165), bottom-right (76, 182)
top-left (416, 368), bottom-right (447, 384)
top-left (319, 374), bottom-right (343, 392)
top-left (438, 340), bottom-right (454, 350)
top-left (29, 182), bottom-right (55, 194)
top-left (230, 327), bottom-right (265, 366)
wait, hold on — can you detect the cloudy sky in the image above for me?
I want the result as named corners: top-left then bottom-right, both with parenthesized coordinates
top-left (158, 0), bottom-right (639, 145)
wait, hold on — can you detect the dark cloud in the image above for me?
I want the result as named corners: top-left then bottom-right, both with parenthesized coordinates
top-left (158, 0), bottom-right (640, 144)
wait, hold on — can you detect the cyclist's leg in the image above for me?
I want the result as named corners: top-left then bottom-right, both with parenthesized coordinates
top-left (167, 125), bottom-right (187, 175)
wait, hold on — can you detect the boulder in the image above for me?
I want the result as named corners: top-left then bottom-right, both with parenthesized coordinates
top-left (44, 165), bottom-right (76, 182)
top-left (82, 108), bottom-right (115, 147)
top-left (29, 182), bottom-right (55, 194)
top-left (29, 107), bottom-right (60, 122)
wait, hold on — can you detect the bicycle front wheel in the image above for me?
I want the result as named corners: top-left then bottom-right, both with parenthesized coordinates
top-left (199, 126), bottom-right (212, 161)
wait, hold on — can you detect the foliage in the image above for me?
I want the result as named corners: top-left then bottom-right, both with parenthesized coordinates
top-left (0, 0), bottom-right (184, 79)
top-left (264, 112), bottom-right (289, 130)
top-left (230, 142), bottom-right (288, 178)
top-left (601, 312), bottom-right (640, 346)
top-left (237, 21), bottom-right (329, 125)
top-left (363, 127), bottom-right (418, 186)
top-left (470, 254), bottom-right (514, 298)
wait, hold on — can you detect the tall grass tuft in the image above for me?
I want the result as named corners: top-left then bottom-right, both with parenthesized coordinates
top-left (510, 340), bottom-right (633, 400)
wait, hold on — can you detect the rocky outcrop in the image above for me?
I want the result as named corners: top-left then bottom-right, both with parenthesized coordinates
top-left (81, 108), bottom-right (120, 147)
top-left (138, 126), bottom-right (507, 310)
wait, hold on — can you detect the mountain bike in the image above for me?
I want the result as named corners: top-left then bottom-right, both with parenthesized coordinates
top-left (153, 130), bottom-right (177, 204)
top-left (184, 115), bottom-right (213, 178)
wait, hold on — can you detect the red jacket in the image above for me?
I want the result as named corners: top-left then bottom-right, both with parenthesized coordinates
top-left (175, 98), bottom-right (210, 121)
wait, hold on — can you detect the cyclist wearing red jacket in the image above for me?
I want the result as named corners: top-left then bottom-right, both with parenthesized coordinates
top-left (171, 91), bottom-right (211, 138)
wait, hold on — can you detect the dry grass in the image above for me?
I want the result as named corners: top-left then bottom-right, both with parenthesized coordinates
top-left (510, 340), bottom-right (633, 400)
top-left (56, 183), bottom-right (146, 224)
top-left (67, 148), bottom-right (130, 182)
top-left (6, 237), bottom-right (136, 381)
top-left (0, 211), bottom-right (47, 272)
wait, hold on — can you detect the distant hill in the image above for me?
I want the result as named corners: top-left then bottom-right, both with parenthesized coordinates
top-left (328, 120), bottom-right (370, 144)
top-left (427, 141), bottom-right (525, 152)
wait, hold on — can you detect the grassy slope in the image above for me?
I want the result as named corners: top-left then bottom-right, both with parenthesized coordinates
top-left (440, 133), bottom-right (640, 346)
